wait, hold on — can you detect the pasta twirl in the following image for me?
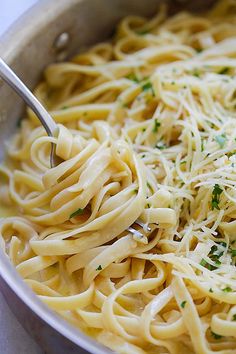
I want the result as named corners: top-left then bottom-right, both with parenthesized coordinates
top-left (1, 1), bottom-right (236, 353)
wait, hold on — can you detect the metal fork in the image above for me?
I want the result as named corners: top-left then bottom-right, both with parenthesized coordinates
top-left (0, 58), bottom-right (153, 239)
top-left (128, 220), bottom-right (152, 243)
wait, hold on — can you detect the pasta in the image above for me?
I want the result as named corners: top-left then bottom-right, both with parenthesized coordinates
top-left (2, 1), bottom-right (236, 353)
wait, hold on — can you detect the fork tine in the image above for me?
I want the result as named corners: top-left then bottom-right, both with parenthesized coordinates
top-left (134, 219), bottom-right (151, 232)
top-left (127, 226), bottom-right (143, 238)
top-left (128, 226), bottom-right (148, 244)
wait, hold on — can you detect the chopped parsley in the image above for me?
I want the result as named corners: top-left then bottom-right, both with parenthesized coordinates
top-left (96, 265), bottom-right (102, 271)
top-left (193, 70), bottom-right (200, 77)
top-left (69, 208), bottom-right (84, 219)
top-left (200, 244), bottom-right (224, 270)
top-left (180, 301), bottom-right (187, 308)
top-left (214, 134), bottom-right (227, 148)
top-left (218, 241), bottom-right (227, 248)
top-left (222, 286), bottom-right (232, 292)
top-left (214, 259), bottom-right (221, 266)
top-left (133, 188), bottom-right (138, 194)
top-left (126, 73), bottom-right (140, 83)
top-left (156, 142), bottom-right (167, 150)
top-left (218, 67), bottom-right (230, 75)
top-left (211, 331), bottom-right (223, 340)
top-left (141, 81), bottom-right (155, 96)
top-left (201, 139), bottom-right (204, 152)
top-left (200, 258), bottom-right (208, 267)
top-left (61, 106), bottom-right (69, 110)
top-left (152, 119), bottom-right (161, 133)
top-left (211, 184), bottom-right (223, 210)
top-left (232, 314), bottom-right (236, 321)
top-left (227, 151), bottom-right (236, 157)
top-left (209, 288), bottom-right (213, 293)
top-left (136, 29), bottom-right (149, 35)
top-left (209, 244), bottom-right (224, 262)
top-left (231, 249), bottom-right (236, 257)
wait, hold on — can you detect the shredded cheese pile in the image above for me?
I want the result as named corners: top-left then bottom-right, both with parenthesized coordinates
top-left (1, 1), bottom-right (236, 353)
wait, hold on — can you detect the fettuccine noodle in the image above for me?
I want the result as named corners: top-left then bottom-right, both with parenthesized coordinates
top-left (1, 1), bottom-right (236, 353)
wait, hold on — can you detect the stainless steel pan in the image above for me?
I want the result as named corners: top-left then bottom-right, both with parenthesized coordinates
top-left (0, 1), bottom-right (216, 353)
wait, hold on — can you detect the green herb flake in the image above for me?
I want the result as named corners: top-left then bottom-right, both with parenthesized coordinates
top-left (156, 142), bottom-right (167, 150)
top-left (214, 259), bottom-right (221, 266)
top-left (135, 29), bottom-right (149, 35)
top-left (200, 259), bottom-right (208, 267)
top-left (209, 288), bottom-right (213, 293)
top-left (180, 301), bottom-right (187, 308)
top-left (180, 160), bottom-right (186, 165)
top-left (218, 241), bottom-right (227, 248)
top-left (96, 265), bottom-right (102, 271)
top-left (142, 128), bottom-right (146, 132)
top-left (141, 81), bottom-right (155, 96)
top-left (211, 184), bottom-right (223, 210)
top-left (147, 182), bottom-right (152, 189)
top-left (61, 106), bottom-right (69, 110)
top-left (231, 249), bottom-right (236, 257)
top-left (193, 70), bottom-right (200, 77)
top-left (201, 139), bottom-right (204, 152)
top-left (208, 245), bottom-right (224, 265)
top-left (141, 154), bottom-right (146, 158)
top-left (232, 314), bottom-right (236, 321)
top-left (69, 208), bottom-right (84, 219)
top-left (222, 286), bottom-right (232, 292)
top-left (218, 67), bottom-right (230, 75)
top-left (200, 258), bottom-right (219, 271)
top-left (228, 151), bottom-right (236, 157)
top-left (214, 134), bottom-right (227, 148)
top-left (152, 119), bottom-right (161, 133)
top-left (211, 331), bottom-right (223, 340)
top-left (126, 73), bottom-right (140, 83)
top-left (133, 188), bottom-right (138, 194)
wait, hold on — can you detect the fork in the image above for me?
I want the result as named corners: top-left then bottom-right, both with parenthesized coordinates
top-left (128, 220), bottom-right (152, 242)
top-left (0, 58), bottom-right (152, 239)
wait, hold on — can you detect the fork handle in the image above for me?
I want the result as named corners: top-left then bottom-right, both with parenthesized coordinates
top-left (0, 57), bottom-right (57, 136)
